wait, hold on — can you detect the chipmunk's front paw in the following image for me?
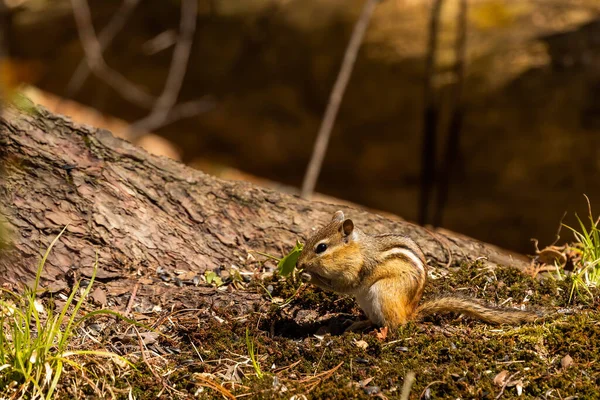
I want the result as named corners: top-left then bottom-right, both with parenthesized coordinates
top-left (300, 272), bottom-right (312, 282)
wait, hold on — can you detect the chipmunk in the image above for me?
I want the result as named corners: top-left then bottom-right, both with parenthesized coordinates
top-left (297, 211), bottom-right (541, 329)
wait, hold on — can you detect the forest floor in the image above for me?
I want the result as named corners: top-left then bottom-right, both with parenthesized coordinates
top-left (4, 255), bottom-right (598, 399)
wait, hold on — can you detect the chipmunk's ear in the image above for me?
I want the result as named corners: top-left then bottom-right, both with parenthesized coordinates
top-left (342, 219), bottom-right (354, 236)
top-left (332, 210), bottom-right (345, 223)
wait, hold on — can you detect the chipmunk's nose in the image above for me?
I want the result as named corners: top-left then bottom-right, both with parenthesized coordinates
top-left (298, 259), bottom-right (314, 273)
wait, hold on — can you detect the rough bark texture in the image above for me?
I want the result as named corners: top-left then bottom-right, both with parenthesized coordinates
top-left (0, 101), bottom-right (529, 293)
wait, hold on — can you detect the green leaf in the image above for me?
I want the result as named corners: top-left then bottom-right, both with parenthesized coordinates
top-left (277, 240), bottom-right (304, 277)
top-left (205, 271), bottom-right (223, 287)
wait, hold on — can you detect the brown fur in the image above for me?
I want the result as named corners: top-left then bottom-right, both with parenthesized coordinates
top-left (298, 211), bottom-right (543, 329)
top-left (415, 296), bottom-right (541, 324)
top-left (376, 277), bottom-right (416, 325)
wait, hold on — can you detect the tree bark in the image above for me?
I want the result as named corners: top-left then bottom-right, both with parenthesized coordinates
top-left (0, 101), bottom-right (529, 293)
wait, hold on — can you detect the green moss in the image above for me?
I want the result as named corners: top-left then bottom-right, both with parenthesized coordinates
top-left (55, 263), bottom-right (598, 399)
top-left (82, 134), bottom-right (93, 149)
top-left (245, 263), bottom-right (599, 399)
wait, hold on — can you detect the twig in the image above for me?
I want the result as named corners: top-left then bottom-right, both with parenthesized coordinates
top-left (128, 0), bottom-right (199, 137)
top-left (495, 360), bottom-right (525, 365)
top-left (550, 211), bottom-right (568, 246)
top-left (134, 326), bottom-right (171, 395)
top-left (423, 226), bottom-right (454, 268)
top-left (127, 98), bottom-right (215, 137)
top-left (313, 347), bottom-right (328, 376)
top-left (433, 0), bottom-right (468, 227)
top-left (64, 0), bottom-right (142, 101)
top-left (124, 281), bottom-right (139, 316)
top-left (418, 0), bottom-right (444, 225)
top-left (70, 0), bottom-right (156, 108)
top-left (194, 375), bottom-right (236, 400)
top-left (71, 0), bottom-right (212, 135)
top-left (495, 371), bottom-right (520, 399)
top-left (419, 380), bottom-right (444, 399)
top-left (400, 371), bottom-right (416, 400)
top-left (300, 361), bottom-right (344, 392)
top-left (273, 360), bottom-right (301, 374)
top-left (153, 97), bottom-right (215, 127)
top-left (300, 0), bottom-right (381, 198)
top-left (72, 365), bottom-right (104, 397)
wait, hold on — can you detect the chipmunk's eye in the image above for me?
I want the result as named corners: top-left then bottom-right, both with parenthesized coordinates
top-left (315, 243), bottom-right (328, 254)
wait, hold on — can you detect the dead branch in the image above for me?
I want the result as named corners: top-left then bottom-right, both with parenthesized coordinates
top-left (418, 0), bottom-right (444, 225)
top-left (64, 0), bottom-right (142, 101)
top-left (128, 0), bottom-right (199, 137)
top-left (71, 0), bottom-right (156, 107)
top-left (70, 0), bottom-right (212, 133)
top-left (300, 0), bottom-right (381, 199)
top-left (433, 0), bottom-right (468, 227)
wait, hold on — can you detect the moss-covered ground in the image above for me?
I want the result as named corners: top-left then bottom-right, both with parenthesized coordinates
top-left (3, 260), bottom-right (598, 399)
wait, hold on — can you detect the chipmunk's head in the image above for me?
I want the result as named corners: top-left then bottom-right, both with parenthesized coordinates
top-left (297, 210), bottom-right (364, 293)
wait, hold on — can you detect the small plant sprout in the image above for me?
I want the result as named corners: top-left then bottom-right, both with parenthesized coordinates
top-left (0, 227), bottom-right (134, 399)
top-left (563, 196), bottom-right (600, 303)
top-left (253, 241), bottom-right (306, 308)
top-left (245, 327), bottom-right (263, 379)
top-left (252, 240), bottom-right (305, 278)
top-left (204, 271), bottom-right (224, 287)
top-left (277, 240), bottom-right (304, 277)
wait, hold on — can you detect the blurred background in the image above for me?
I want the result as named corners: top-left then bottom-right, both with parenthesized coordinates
top-left (2, 0), bottom-right (600, 253)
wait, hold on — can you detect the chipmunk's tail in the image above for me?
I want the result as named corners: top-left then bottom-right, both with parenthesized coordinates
top-left (414, 296), bottom-right (543, 325)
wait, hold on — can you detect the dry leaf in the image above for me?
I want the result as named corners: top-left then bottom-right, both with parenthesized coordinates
top-left (81, 267), bottom-right (121, 279)
top-left (507, 379), bottom-right (521, 387)
top-left (537, 246), bottom-right (566, 265)
top-left (561, 354), bottom-right (573, 369)
top-left (116, 332), bottom-right (159, 345)
top-left (375, 326), bottom-right (388, 341)
top-left (515, 380), bottom-right (523, 396)
top-left (33, 299), bottom-right (45, 314)
top-left (493, 370), bottom-right (509, 386)
top-left (354, 339), bottom-right (369, 350)
top-left (177, 271), bottom-right (197, 281)
top-left (90, 287), bottom-right (107, 306)
top-left (359, 377), bottom-right (374, 387)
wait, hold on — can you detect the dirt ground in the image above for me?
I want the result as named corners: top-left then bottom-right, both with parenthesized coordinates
top-left (6, 255), bottom-right (596, 400)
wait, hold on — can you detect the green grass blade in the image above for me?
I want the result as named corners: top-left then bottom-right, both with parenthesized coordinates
top-left (35, 226), bottom-right (69, 294)
top-left (54, 280), bottom-right (81, 351)
top-left (0, 226), bottom-right (145, 398)
top-left (46, 360), bottom-right (62, 400)
top-left (59, 253), bottom-right (98, 349)
top-left (245, 327), bottom-right (263, 379)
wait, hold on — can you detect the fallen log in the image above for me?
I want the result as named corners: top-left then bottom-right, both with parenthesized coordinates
top-left (0, 99), bottom-right (529, 293)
